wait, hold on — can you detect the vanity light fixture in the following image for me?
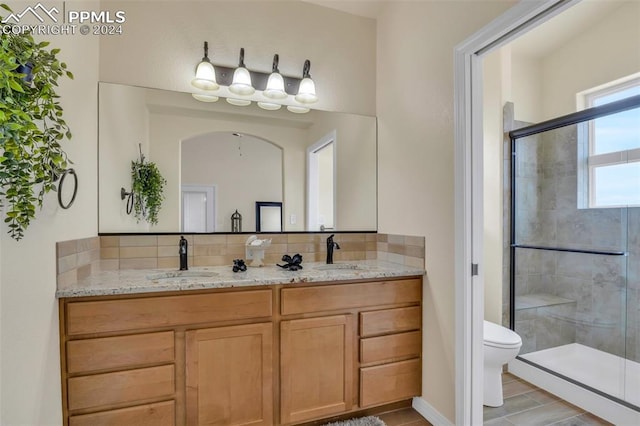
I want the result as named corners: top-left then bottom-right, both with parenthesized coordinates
top-left (189, 42), bottom-right (317, 113)
top-left (294, 60), bottom-right (318, 104)
top-left (192, 93), bottom-right (219, 102)
top-left (263, 54), bottom-right (287, 100)
top-left (257, 102), bottom-right (282, 111)
top-left (191, 41), bottom-right (219, 91)
top-left (287, 105), bottom-right (310, 114)
top-left (229, 48), bottom-right (255, 96)
top-left (226, 98), bottom-right (252, 107)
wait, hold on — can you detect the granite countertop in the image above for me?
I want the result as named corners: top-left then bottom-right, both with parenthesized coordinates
top-left (56, 260), bottom-right (425, 298)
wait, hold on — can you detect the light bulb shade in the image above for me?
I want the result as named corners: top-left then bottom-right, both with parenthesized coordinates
top-left (263, 72), bottom-right (287, 99)
top-left (258, 101), bottom-right (282, 111)
top-left (192, 93), bottom-right (219, 102)
top-left (227, 98), bottom-right (251, 106)
top-left (229, 67), bottom-right (255, 96)
top-left (191, 60), bottom-right (219, 91)
top-left (287, 105), bottom-right (310, 114)
top-left (295, 77), bottom-right (317, 104)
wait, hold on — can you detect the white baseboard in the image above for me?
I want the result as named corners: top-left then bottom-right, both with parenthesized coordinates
top-left (412, 397), bottom-right (453, 426)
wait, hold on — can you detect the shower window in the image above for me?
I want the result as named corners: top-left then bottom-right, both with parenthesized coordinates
top-left (580, 78), bottom-right (640, 208)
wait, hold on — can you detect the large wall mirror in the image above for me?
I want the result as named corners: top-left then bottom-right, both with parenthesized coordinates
top-left (98, 82), bottom-right (377, 233)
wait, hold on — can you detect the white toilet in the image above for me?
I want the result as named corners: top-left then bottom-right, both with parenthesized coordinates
top-left (483, 320), bottom-right (522, 407)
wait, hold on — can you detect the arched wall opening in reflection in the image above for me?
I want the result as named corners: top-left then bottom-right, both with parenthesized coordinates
top-left (180, 132), bottom-right (283, 233)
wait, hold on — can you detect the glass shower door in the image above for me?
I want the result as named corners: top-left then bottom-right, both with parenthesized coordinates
top-left (510, 97), bottom-right (639, 408)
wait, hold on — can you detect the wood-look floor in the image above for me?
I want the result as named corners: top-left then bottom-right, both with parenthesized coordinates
top-left (483, 373), bottom-right (613, 425)
top-left (377, 408), bottom-right (432, 426)
top-left (338, 373), bottom-right (613, 426)
top-left (335, 372), bottom-right (614, 426)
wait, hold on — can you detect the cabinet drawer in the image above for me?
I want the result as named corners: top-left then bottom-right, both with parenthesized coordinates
top-left (68, 365), bottom-right (175, 411)
top-left (360, 331), bottom-right (421, 364)
top-left (281, 278), bottom-right (421, 315)
top-left (360, 359), bottom-right (421, 407)
top-left (67, 331), bottom-right (174, 374)
top-left (359, 306), bottom-right (421, 337)
top-left (69, 400), bottom-right (175, 426)
top-left (66, 289), bottom-right (272, 335)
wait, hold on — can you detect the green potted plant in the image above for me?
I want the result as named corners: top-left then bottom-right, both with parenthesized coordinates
top-left (0, 4), bottom-right (74, 240)
top-left (131, 155), bottom-right (166, 226)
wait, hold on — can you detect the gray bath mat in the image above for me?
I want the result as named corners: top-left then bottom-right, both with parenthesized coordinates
top-left (322, 416), bottom-right (386, 426)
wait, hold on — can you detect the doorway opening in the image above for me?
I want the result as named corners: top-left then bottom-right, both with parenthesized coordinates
top-left (181, 185), bottom-right (216, 232)
top-left (307, 131), bottom-right (337, 232)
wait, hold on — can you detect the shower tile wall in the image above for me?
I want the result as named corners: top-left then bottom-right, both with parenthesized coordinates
top-left (503, 103), bottom-right (639, 362)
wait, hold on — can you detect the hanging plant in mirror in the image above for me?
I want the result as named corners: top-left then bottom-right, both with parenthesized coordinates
top-left (0, 4), bottom-right (74, 240)
top-left (130, 147), bottom-right (167, 225)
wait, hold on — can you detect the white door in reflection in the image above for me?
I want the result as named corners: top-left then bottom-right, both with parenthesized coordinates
top-left (307, 131), bottom-right (336, 231)
top-left (182, 185), bottom-right (216, 232)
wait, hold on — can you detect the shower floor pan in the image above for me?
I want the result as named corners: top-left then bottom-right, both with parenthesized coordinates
top-left (520, 343), bottom-right (640, 408)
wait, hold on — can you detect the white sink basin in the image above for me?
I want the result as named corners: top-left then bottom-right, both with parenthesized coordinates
top-left (146, 270), bottom-right (220, 281)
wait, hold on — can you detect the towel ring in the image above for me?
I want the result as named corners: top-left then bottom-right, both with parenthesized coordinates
top-left (58, 168), bottom-right (78, 209)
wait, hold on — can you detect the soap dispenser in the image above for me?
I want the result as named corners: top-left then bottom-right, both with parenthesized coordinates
top-left (179, 236), bottom-right (188, 270)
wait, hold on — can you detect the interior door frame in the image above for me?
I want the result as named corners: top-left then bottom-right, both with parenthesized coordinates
top-left (181, 184), bottom-right (216, 232)
top-left (453, 0), bottom-right (580, 423)
top-left (306, 130), bottom-right (337, 232)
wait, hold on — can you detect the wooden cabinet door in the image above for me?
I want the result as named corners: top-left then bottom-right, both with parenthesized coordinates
top-left (186, 323), bottom-right (273, 425)
top-left (280, 315), bottom-right (353, 424)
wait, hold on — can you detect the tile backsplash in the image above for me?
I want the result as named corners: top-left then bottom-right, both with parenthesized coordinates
top-left (56, 232), bottom-right (425, 286)
top-left (376, 233), bottom-right (425, 269)
top-left (56, 236), bottom-right (101, 288)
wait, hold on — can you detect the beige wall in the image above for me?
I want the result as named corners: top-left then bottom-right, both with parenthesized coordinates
top-left (308, 112), bottom-right (377, 230)
top-left (98, 83), bottom-right (151, 232)
top-left (541, 1), bottom-right (640, 119)
top-left (511, 51), bottom-right (543, 123)
top-left (483, 49), bottom-right (505, 325)
top-left (0, 1), bottom-right (100, 424)
top-left (376, 0), bottom-right (515, 421)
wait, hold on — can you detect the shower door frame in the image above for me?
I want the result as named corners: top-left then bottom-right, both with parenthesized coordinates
top-left (508, 94), bottom-right (640, 412)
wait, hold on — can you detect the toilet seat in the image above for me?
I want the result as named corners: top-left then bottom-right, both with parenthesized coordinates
top-left (483, 320), bottom-right (522, 349)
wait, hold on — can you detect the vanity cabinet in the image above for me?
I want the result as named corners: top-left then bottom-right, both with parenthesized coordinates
top-left (279, 278), bottom-right (422, 424)
top-left (60, 288), bottom-right (273, 426)
top-left (186, 323), bottom-right (273, 425)
top-left (359, 306), bottom-right (422, 407)
top-left (280, 315), bottom-right (353, 424)
top-left (59, 276), bottom-right (422, 426)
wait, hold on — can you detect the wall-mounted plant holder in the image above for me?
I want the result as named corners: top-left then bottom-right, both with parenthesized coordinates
top-left (121, 187), bottom-right (134, 215)
top-left (15, 62), bottom-right (34, 84)
top-left (130, 143), bottom-right (166, 225)
top-left (57, 168), bottom-right (78, 209)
